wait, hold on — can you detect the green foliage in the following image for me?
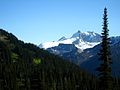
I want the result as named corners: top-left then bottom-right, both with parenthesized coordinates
top-left (33, 58), bottom-right (41, 64)
top-left (11, 53), bottom-right (19, 63)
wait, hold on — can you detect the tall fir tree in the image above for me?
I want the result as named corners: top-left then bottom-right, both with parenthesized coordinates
top-left (97, 8), bottom-right (113, 90)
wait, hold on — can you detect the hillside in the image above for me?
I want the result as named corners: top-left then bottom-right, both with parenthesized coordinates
top-left (0, 29), bottom-right (99, 90)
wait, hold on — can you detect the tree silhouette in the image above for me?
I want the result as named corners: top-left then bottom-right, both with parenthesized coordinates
top-left (97, 8), bottom-right (113, 90)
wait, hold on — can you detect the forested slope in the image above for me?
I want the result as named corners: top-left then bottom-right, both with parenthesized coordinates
top-left (0, 29), bottom-right (98, 90)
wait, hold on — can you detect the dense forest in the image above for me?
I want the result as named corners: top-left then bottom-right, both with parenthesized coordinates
top-left (0, 29), bottom-right (99, 90)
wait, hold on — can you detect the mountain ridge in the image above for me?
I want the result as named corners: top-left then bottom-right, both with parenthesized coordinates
top-left (39, 30), bottom-right (101, 50)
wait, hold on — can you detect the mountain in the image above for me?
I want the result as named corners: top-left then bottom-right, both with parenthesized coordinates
top-left (80, 37), bottom-right (120, 76)
top-left (0, 29), bottom-right (100, 90)
top-left (39, 30), bottom-right (101, 64)
top-left (39, 31), bottom-right (120, 76)
top-left (47, 43), bottom-right (78, 56)
top-left (39, 30), bottom-right (101, 51)
top-left (71, 31), bottom-right (101, 42)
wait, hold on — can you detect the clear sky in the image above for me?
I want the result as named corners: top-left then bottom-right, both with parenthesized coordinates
top-left (0, 0), bottom-right (120, 45)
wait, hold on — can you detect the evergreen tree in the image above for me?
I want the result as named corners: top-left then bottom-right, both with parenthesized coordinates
top-left (97, 8), bottom-right (113, 90)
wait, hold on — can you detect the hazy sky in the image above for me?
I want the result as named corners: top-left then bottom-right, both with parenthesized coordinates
top-left (0, 0), bottom-right (120, 45)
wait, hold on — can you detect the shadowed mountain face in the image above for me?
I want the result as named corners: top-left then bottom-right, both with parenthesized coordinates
top-left (39, 31), bottom-right (120, 76)
top-left (80, 40), bottom-right (120, 76)
top-left (40, 31), bottom-right (101, 63)
top-left (63, 37), bottom-right (120, 76)
top-left (40, 31), bottom-right (101, 64)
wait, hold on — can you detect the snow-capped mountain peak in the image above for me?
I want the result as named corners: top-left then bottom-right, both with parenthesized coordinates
top-left (39, 31), bottom-right (101, 50)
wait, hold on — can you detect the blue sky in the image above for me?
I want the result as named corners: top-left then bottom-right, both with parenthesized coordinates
top-left (0, 0), bottom-right (120, 45)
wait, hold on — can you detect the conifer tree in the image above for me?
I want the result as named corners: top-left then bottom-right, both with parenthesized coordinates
top-left (97, 8), bottom-right (113, 90)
